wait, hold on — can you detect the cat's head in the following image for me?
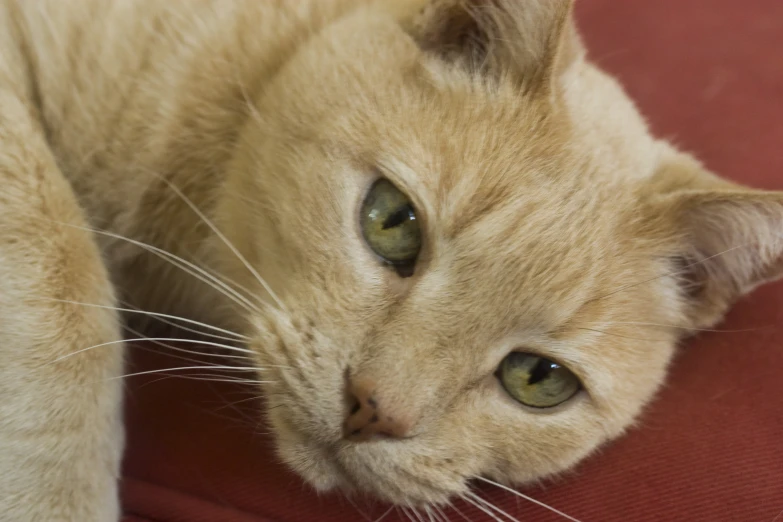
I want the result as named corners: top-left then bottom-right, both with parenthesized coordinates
top-left (218, 0), bottom-right (783, 506)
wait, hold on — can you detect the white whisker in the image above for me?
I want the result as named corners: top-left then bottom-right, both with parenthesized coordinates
top-left (109, 366), bottom-right (272, 382)
top-left (48, 337), bottom-right (258, 366)
top-left (141, 373), bottom-right (274, 386)
top-left (141, 167), bottom-right (287, 312)
top-left (476, 477), bottom-right (581, 522)
top-left (596, 242), bottom-right (751, 301)
top-left (41, 218), bottom-right (262, 314)
top-left (40, 297), bottom-right (248, 340)
top-left (465, 491), bottom-right (518, 522)
top-left (125, 326), bottom-right (249, 364)
top-left (587, 320), bottom-right (763, 333)
top-left (433, 504), bottom-right (451, 522)
top-left (212, 394), bottom-right (264, 411)
top-left (372, 506), bottom-right (395, 522)
top-left (409, 507), bottom-right (428, 522)
top-left (575, 327), bottom-right (670, 342)
top-left (120, 300), bottom-right (249, 344)
top-left (460, 494), bottom-right (503, 522)
top-left (447, 502), bottom-right (473, 522)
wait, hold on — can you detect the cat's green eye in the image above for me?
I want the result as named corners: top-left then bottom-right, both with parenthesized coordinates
top-left (360, 179), bottom-right (422, 270)
top-left (499, 352), bottom-right (581, 409)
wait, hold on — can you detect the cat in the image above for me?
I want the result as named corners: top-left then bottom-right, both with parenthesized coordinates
top-left (1, 0), bottom-right (781, 520)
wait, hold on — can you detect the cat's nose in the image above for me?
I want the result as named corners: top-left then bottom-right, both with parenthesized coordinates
top-left (343, 378), bottom-right (411, 442)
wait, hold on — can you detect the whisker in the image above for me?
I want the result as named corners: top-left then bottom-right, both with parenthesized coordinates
top-left (575, 327), bottom-right (671, 342)
top-left (343, 495), bottom-right (373, 522)
top-left (586, 320), bottom-right (766, 333)
top-left (447, 502), bottom-right (473, 522)
top-left (475, 477), bottom-right (581, 522)
top-left (139, 373), bottom-right (274, 386)
top-left (48, 337), bottom-right (258, 366)
top-left (460, 494), bottom-right (504, 522)
top-left (119, 298), bottom-right (249, 343)
top-left (410, 507), bottom-right (428, 522)
top-left (434, 505), bottom-right (452, 522)
top-left (39, 296), bottom-right (249, 340)
top-left (594, 243), bottom-right (750, 302)
top-left (140, 167), bottom-right (287, 312)
top-left (372, 506), bottom-right (395, 522)
top-left (124, 326), bottom-right (249, 363)
top-left (465, 491), bottom-right (518, 522)
top-left (109, 366), bottom-right (273, 382)
top-left (40, 218), bottom-right (262, 314)
top-left (211, 394), bottom-right (264, 411)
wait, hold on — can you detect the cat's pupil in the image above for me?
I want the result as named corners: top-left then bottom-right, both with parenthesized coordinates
top-left (382, 204), bottom-right (414, 230)
top-left (527, 358), bottom-right (555, 385)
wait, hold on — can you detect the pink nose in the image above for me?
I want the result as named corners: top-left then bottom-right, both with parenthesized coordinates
top-left (343, 378), bottom-right (411, 442)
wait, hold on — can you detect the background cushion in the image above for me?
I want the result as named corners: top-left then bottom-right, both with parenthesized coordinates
top-left (121, 1), bottom-right (783, 521)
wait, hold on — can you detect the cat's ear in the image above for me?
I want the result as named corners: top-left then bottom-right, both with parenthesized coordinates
top-left (648, 154), bottom-right (783, 328)
top-left (404, 0), bottom-right (583, 93)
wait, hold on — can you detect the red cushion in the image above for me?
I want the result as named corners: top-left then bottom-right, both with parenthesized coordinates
top-left (121, 1), bottom-right (783, 521)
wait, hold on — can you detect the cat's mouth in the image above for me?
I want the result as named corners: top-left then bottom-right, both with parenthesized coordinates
top-left (266, 400), bottom-right (464, 506)
top-left (268, 409), bottom-right (349, 489)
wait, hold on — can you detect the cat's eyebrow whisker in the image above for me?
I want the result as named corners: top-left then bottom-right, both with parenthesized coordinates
top-left (47, 337), bottom-right (262, 366)
top-left (139, 166), bottom-right (288, 313)
top-left (595, 242), bottom-right (750, 302)
top-left (475, 477), bottom-right (581, 522)
top-left (463, 491), bottom-right (518, 522)
top-left (37, 296), bottom-right (249, 341)
top-left (39, 218), bottom-right (262, 315)
top-left (576, 327), bottom-right (671, 342)
top-left (586, 320), bottom-right (766, 333)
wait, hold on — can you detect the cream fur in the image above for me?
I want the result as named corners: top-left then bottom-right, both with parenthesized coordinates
top-left (1, 0), bottom-right (781, 519)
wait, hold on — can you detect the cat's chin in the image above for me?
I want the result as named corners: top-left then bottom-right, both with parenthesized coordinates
top-left (267, 404), bottom-right (465, 506)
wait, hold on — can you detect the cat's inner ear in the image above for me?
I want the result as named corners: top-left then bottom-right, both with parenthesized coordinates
top-left (649, 157), bottom-right (783, 329)
top-left (404, 0), bottom-right (582, 92)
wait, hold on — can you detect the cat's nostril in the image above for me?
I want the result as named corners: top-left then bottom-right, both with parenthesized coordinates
top-left (342, 378), bottom-right (411, 442)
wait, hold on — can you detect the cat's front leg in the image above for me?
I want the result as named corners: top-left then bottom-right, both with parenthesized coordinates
top-left (0, 92), bottom-right (124, 521)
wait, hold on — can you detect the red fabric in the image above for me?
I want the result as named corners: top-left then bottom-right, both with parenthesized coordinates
top-left (122, 1), bottom-right (783, 521)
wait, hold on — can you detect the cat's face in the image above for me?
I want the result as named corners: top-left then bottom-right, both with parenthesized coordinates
top-left (218, 0), bottom-right (783, 507)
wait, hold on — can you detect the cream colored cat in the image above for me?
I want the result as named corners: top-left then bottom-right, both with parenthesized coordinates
top-left (1, 0), bottom-right (781, 520)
